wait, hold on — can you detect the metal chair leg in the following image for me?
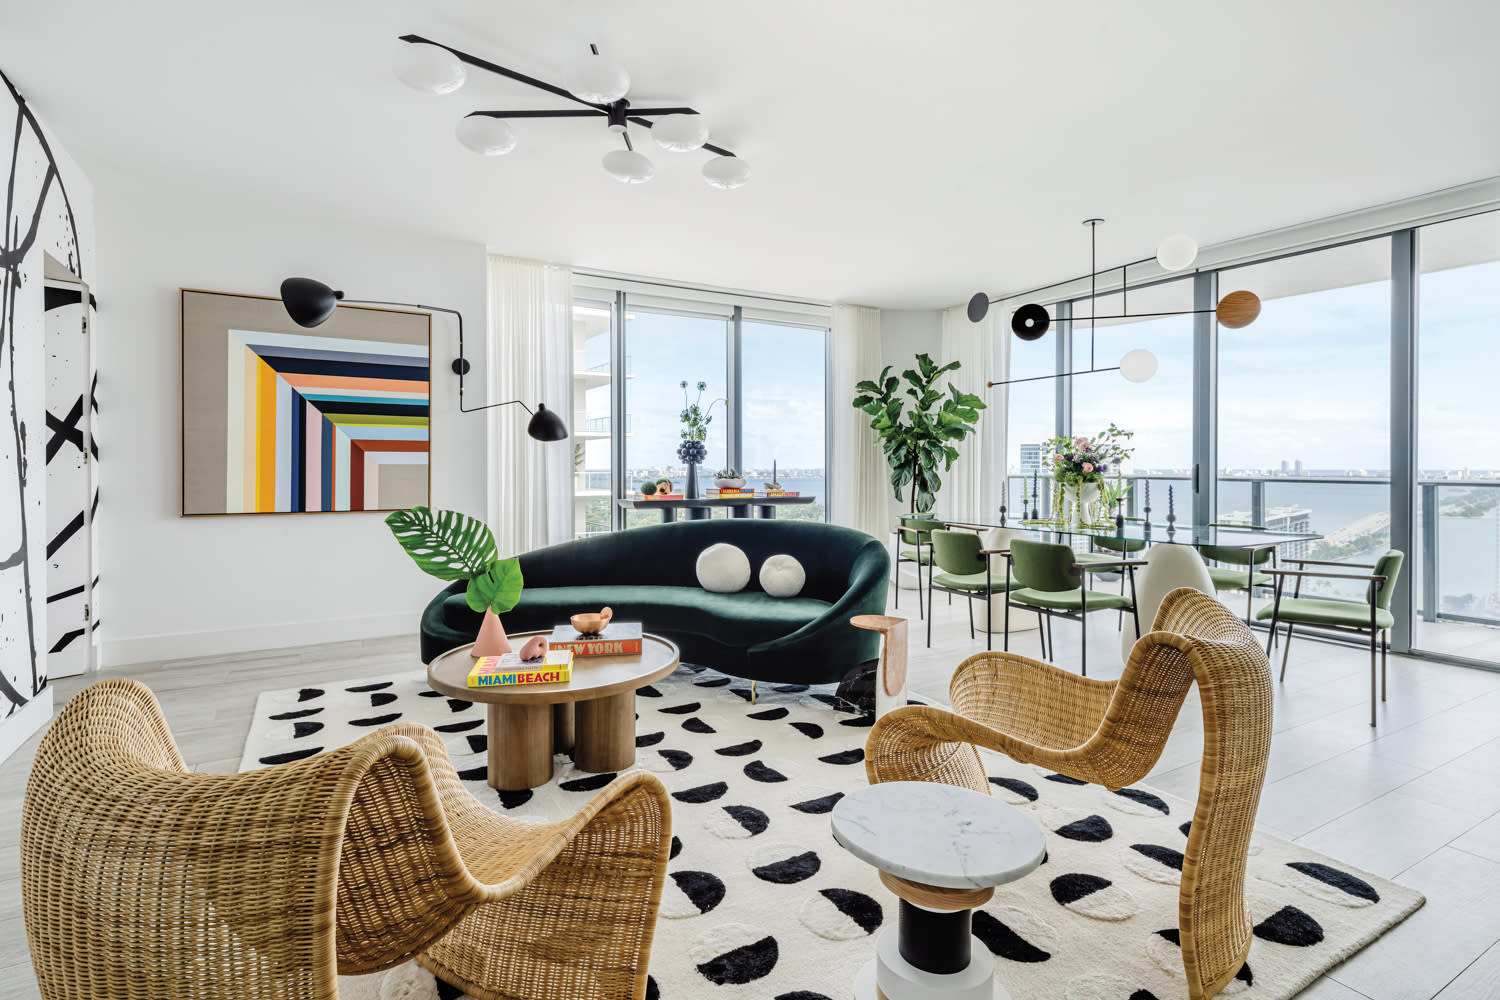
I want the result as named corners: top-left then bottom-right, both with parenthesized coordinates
top-left (1369, 630), bottom-right (1378, 728)
top-left (1045, 613), bottom-right (1055, 662)
top-left (1279, 623), bottom-right (1295, 681)
top-left (967, 592), bottom-right (975, 640)
top-left (1080, 596), bottom-right (1088, 678)
top-left (1382, 632), bottom-right (1388, 701)
top-left (926, 576), bottom-right (934, 649)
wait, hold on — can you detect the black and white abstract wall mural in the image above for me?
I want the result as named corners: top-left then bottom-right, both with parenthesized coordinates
top-left (1, 66), bottom-right (96, 755)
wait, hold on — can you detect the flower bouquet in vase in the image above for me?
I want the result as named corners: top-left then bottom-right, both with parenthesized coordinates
top-left (1043, 423), bottom-right (1135, 527)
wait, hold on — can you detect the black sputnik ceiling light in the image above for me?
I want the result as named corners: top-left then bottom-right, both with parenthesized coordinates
top-left (392, 36), bottom-right (750, 188)
top-left (974, 220), bottom-right (1262, 389)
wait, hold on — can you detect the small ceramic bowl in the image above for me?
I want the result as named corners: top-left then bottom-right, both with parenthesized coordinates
top-left (570, 607), bottom-right (613, 635)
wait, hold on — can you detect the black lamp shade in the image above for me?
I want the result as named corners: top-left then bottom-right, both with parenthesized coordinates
top-left (280, 277), bottom-right (344, 328)
top-left (526, 403), bottom-right (569, 442)
top-left (967, 292), bottom-right (990, 323)
top-left (1011, 303), bottom-right (1051, 341)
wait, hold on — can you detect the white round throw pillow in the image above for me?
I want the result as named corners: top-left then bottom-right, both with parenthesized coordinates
top-left (696, 543), bottom-right (751, 593)
top-left (759, 554), bottom-right (806, 598)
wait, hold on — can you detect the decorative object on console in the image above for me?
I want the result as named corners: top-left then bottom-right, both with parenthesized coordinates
top-left (678, 380), bottom-right (725, 499)
top-left (765, 459), bottom-right (782, 492)
top-left (181, 288), bottom-right (431, 515)
top-left (696, 542), bottom-right (752, 594)
top-left (713, 467), bottom-right (746, 489)
top-left (277, 276), bottom-right (568, 441)
top-left (550, 620), bottom-right (644, 657)
top-left (852, 354), bottom-right (986, 513)
top-left (640, 480), bottom-right (658, 495)
top-left (569, 606), bottom-right (614, 635)
top-left (758, 553), bottom-right (807, 598)
top-left (977, 220), bottom-right (1262, 389)
top-left (516, 634), bottom-right (549, 660)
top-left (385, 506), bottom-right (523, 657)
top-left (393, 35), bottom-right (750, 188)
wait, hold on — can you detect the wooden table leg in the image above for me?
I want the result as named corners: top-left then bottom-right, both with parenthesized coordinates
top-left (488, 701), bottom-right (555, 790)
top-left (553, 702), bottom-right (575, 752)
top-left (574, 691), bottom-right (637, 773)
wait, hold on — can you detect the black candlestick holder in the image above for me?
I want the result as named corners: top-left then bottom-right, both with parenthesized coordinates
top-left (1143, 505), bottom-right (1152, 535)
top-left (998, 504), bottom-right (1007, 527)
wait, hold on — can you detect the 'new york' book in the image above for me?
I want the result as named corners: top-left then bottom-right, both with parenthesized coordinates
top-left (549, 621), bottom-right (644, 657)
top-left (467, 649), bottom-right (574, 688)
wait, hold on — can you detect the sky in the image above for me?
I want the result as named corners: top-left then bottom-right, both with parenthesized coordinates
top-left (581, 312), bottom-right (827, 474)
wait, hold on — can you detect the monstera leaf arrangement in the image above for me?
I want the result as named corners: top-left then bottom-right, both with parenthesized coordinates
top-left (385, 506), bottom-right (523, 616)
top-left (852, 353), bottom-right (986, 513)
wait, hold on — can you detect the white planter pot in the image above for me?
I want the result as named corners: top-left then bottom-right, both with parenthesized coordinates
top-left (713, 476), bottom-right (746, 489)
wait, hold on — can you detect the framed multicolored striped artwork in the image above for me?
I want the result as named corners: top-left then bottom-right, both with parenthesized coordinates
top-left (180, 288), bottom-right (431, 516)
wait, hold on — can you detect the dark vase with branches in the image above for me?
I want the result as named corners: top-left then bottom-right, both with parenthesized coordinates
top-left (678, 380), bottom-right (725, 500)
top-left (852, 353), bottom-right (986, 514)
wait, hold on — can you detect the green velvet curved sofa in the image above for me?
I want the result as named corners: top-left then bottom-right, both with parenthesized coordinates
top-left (420, 519), bottom-right (890, 684)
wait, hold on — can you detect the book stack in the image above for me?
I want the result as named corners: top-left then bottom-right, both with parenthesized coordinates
top-left (549, 621), bottom-right (643, 657)
top-left (467, 649), bottom-right (574, 688)
top-left (638, 493), bottom-right (684, 500)
top-left (763, 490), bottom-right (800, 497)
top-left (708, 487), bottom-right (755, 498)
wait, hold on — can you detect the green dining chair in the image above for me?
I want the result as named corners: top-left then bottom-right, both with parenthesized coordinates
top-left (1256, 549), bottom-right (1404, 728)
top-left (926, 528), bottom-right (1011, 650)
top-left (1074, 526), bottom-right (1150, 627)
top-left (1003, 538), bottom-right (1142, 677)
top-left (891, 514), bottom-right (940, 619)
top-left (1201, 523), bottom-right (1276, 623)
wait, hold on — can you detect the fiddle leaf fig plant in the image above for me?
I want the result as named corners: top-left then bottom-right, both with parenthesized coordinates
top-left (385, 506), bottom-right (523, 615)
top-left (852, 353), bottom-right (986, 513)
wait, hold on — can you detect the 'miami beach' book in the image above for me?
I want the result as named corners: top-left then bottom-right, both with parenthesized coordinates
top-left (549, 621), bottom-right (644, 657)
top-left (467, 649), bottom-right (574, 688)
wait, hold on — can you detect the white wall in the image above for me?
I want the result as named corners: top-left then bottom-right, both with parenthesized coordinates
top-left (876, 309), bottom-right (943, 523)
top-left (96, 174), bottom-right (489, 665)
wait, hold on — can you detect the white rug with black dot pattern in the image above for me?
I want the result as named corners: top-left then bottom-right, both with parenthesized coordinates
top-left (242, 664), bottom-right (1423, 1000)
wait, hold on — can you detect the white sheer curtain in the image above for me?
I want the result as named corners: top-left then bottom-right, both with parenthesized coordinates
top-left (485, 255), bottom-right (573, 555)
top-left (829, 304), bottom-right (887, 539)
top-left (937, 304), bottom-right (1005, 523)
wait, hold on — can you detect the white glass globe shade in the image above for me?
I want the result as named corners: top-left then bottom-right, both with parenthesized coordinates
top-left (1119, 348), bottom-right (1159, 383)
top-left (455, 116), bottom-right (517, 155)
top-left (702, 155), bottom-right (751, 189)
top-left (1156, 233), bottom-right (1198, 271)
top-left (651, 114), bottom-right (709, 152)
top-left (570, 57), bottom-right (630, 103)
top-left (602, 148), bottom-right (655, 184)
top-left (393, 42), bottom-right (466, 95)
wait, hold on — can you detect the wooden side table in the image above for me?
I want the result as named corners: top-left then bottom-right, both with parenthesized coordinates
top-left (832, 781), bottom-right (1046, 1000)
top-left (426, 631), bottom-right (680, 790)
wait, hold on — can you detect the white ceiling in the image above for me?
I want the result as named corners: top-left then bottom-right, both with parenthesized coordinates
top-left (3, 0), bottom-right (1498, 309)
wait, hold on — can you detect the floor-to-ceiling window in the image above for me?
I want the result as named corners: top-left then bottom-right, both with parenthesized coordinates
top-left (570, 295), bottom-right (616, 537)
top-left (1217, 238), bottom-right (1392, 603)
top-left (1004, 305), bottom-right (1059, 516)
top-left (1415, 210), bottom-right (1500, 659)
top-left (740, 319), bottom-right (827, 521)
top-left (571, 283), bottom-right (831, 531)
top-left (1071, 278), bottom-right (1195, 517)
top-left (623, 304), bottom-right (730, 528)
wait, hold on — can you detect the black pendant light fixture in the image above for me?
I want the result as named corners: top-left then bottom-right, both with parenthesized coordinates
top-left (975, 220), bottom-right (1262, 389)
top-left (278, 277), bottom-right (569, 442)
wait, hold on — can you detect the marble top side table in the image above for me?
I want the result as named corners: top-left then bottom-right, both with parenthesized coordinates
top-left (831, 781), bottom-right (1047, 1000)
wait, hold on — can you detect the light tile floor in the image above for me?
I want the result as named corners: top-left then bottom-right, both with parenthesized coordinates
top-left (1, 586), bottom-right (1498, 1000)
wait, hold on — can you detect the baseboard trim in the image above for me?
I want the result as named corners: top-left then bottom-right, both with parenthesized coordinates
top-left (1, 687), bottom-right (55, 763)
top-left (102, 612), bottom-right (415, 668)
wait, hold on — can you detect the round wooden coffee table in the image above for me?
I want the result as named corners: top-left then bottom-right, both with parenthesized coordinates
top-left (427, 631), bottom-right (680, 791)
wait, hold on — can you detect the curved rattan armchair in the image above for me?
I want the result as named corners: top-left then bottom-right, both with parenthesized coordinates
top-left (21, 679), bottom-right (672, 1000)
top-left (866, 588), bottom-right (1272, 1000)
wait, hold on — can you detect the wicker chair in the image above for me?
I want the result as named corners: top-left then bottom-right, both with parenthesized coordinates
top-left (866, 588), bottom-right (1272, 1000)
top-left (21, 679), bottom-right (672, 1000)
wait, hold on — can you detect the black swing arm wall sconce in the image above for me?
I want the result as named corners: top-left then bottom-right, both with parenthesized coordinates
top-left (278, 277), bottom-right (569, 442)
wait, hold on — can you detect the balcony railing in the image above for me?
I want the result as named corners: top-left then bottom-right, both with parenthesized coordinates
top-left (583, 415), bottom-right (630, 433)
top-left (1002, 473), bottom-right (1500, 629)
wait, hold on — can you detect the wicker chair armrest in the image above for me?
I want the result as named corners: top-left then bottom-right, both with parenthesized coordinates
top-left (950, 651), bottom-right (1116, 752)
top-left (1265, 568), bottom-right (1386, 582)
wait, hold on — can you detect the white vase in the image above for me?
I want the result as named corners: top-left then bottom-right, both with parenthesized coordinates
top-left (713, 476), bottom-right (746, 489)
top-left (1066, 481), bottom-right (1102, 524)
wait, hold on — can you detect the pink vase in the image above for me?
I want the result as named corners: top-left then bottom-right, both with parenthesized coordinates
top-left (473, 610), bottom-right (513, 657)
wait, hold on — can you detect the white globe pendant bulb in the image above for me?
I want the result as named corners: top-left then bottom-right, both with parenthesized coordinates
top-left (1120, 348), bottom-right (1159, 383)
top-left (455, 116), bottom-right (517, 155)
top-left (393, 42), bottom-right (466, 95)
top-left (651, 114), bottom-right (709, 152)
top-left (702, 155), bottom-right (751, 189)
top-left (571, 55), bottom-right (630, 104)
top-left (1156, 233), bottom-right (1198, 271)
top-left (602, 148), bottom-right (654, 184)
